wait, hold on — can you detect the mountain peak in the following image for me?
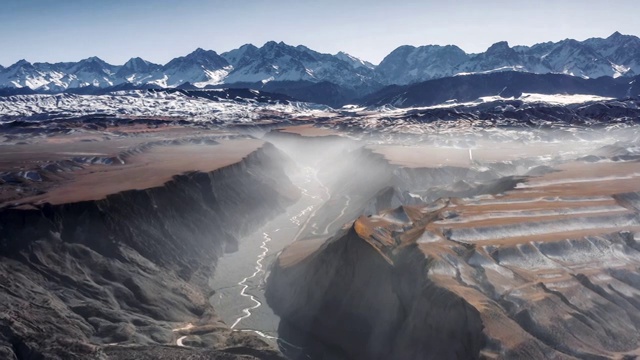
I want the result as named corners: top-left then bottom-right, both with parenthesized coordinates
top-left (4, 59), bottom-right (35, 72)
top-left (118, 57), bottom-right (160, 76)
top-left (220, 44), bottom-right (259, 67)
top-left (262, 40), bottom-right (294, 50)
top-left (239, 43), bottom-right (259, 51)
top-left (188, 48), bottom-right (217, 57)
top-left (1, 33), bottom-right (639, 93)
top-left (608, 31), bottom-right (623, 39)
top-left (169, 48), bottom-right (227, 65)
top-left (80, 56), bottom-right (106, 64)
top-left (486, 41), bottom-right (511, 53)
top-left (335, 51), bottom-right (375, 70)
top-left (13, 59), bottom-right (32, 67)
top-left (124, 57), bottom-right (146, 64)
top-left (160, 48), bottom-right (230, 87)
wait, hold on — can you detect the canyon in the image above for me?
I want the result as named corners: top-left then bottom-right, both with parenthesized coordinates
top-left (1, 94), bottom-right (640, 359)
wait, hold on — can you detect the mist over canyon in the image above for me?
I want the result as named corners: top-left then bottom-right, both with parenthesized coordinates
top-left (2, 28), bottom-right (640, 360)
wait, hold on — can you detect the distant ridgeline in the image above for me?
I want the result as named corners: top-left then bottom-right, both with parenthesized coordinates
top-left (1, 32), bottom-right (640, 107)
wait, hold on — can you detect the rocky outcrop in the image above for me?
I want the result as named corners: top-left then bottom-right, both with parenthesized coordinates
top-left (266, 155), bottom-right (640, 359)
top-left (0, 143), bottom-right (297, 359)
top-left (265, 225), bottom-right (485, 360)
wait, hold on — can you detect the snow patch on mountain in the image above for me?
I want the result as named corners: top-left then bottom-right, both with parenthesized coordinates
top-left (1, 32), bottom-right (639, 92)
top-left (375, 45), bottom-right (469, 84)
top-left (334, 52), bottom-right (376, 70)
top-left (376, 32), bottom-right (640, 84)
top-left (222, 41), bottom-right (378, 90)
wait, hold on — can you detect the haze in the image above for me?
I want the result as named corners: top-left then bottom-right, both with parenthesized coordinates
top-left (2, 0), bottom-right (639, 66)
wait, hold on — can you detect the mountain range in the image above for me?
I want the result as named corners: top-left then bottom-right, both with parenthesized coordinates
top-left (1, 32), bottom-right (639, 107)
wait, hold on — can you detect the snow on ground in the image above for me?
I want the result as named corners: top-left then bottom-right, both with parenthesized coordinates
top-left (423, 93), bottom-right (614, 109)
top-left (517, 93), bottom-right (615, 105)
top-left (455, 65), bottom-right (528, 76)
top-left (0, 90), bottom-right (332, 123)
top-left (365, 93), bottom-right (615, 115)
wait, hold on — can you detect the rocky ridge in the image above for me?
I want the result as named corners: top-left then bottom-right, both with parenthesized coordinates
top-left (0, 140), bottom-right (297, 359)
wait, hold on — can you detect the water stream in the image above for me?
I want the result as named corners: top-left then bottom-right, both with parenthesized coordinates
top-left (209, 167), bottom-right (330, 343)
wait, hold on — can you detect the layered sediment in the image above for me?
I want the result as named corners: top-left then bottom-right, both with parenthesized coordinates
top-left (266, 224), bottom-right (485, 360)
top-left (266, 149), bottom-right (640, 359)
top-left (0, 140), bottom-right (297, 359)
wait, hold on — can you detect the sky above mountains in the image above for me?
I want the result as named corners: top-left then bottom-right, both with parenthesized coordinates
top-left (2, 0), bottom-right (639, 67)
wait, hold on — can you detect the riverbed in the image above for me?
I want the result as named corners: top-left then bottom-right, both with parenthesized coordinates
top-left (208, 166), bottom-right (330, 344)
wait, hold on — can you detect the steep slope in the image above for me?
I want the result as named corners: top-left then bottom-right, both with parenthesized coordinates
top-left (154, 48), bottom-right (232, 87)
top-left (221, 44), bottom-right (260, 68)
top-left (334, 51), bottom-right (375, 71)
top-left (540, 39), bottom-right (617, 78)
top-left (0, 60), bottom-right (68, 91)
top-left (115, 57), bottom-right (163, 84)
top-left (1, 32), bottom-right (639, 96)
top-left (61, 56), bottom-right (120, 88)
top-left (375, 45), bottom-right (469, 84)
top-left (0, 138), bottom-right (297, 359)
top-left (375, 32), bottom-right (640, 84)
top-left (361, 71), bottom-right (640, 108)
top-left (266, 143), bottom-right (640, 359)
top-left (584, 31), bottom-right (640, 76)
top-left (266, 225), bottom-right (485, 360)
top-left (223, 41), bottom-right (378, 92)
top-left (454, 41), bottom-right (542, 75)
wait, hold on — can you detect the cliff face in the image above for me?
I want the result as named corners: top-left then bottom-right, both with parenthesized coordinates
top-left (266, 226), bottom-right (485, 360)
top-left (0, 142), bottom-right (297, 359)
top-left (266, 153), bottom-right (640, 359)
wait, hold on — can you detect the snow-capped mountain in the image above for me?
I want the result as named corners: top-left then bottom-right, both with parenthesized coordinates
top-left (0, 60), bottom-right (63, 90)
top-left (221, 41), bottom-right (378, 90)
top-left (115, 57), bottom-right (162, 84)
top-left (154, 48), bottom-right (231, 87)
top-left (454, 41), bottom-right (544, 75)
top-left (220, 44), bottom-right (259, 68)
top-left (61, 56), bottom-right (120, 89)
top-left (375, 32), bottom-right (640, 84)
top-left (0, 43), bottom-right (377, 93)
top-left (583, 31), bottom-right (640, 76)
top-left (0, 57), bottom-right (121, 91)
top-left (334, 51), bottom-right (375, 71)
top-left (0, 60), bottom-right (91, 91)
top-left (1, 32), bottom-right (639, 94)
top-left (540, 39), bottom-right (617, 78)
top-left (375, 45), bottom-right (469, 84)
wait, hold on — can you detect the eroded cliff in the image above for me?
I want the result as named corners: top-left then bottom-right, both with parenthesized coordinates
top-left (266, 220), bottom-right (485, 360)
top-left (266, 147), bottom-right (640, 359)
top-left (0, 141), bottom-right (297, 359)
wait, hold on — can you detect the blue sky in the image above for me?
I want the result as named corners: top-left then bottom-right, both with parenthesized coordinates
top-left (1, 0), bottom-right (638, 66)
